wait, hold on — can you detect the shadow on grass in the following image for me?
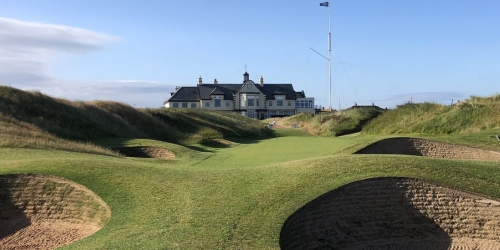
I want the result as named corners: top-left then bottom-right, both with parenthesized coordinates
top-left (185, 145), bottom-right (214, 153)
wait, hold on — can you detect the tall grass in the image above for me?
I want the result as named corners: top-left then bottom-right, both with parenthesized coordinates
top-left (0, 114), bottom-right (118, 156)
top-left (284, 107), bottom-right (384, 136)
top-left (0, 86), bottom-right (270, 150)
top-left (363, 95), bottom-right (500, 135)
top-left (145, 108), bottom-right (270, 144)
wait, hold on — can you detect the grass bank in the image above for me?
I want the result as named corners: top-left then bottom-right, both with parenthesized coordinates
top-left (270, 106), bottom-right (384, 136)
top-left (362, 95), bottom-right (500, 135)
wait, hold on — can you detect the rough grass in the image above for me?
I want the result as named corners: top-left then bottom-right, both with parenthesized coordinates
top-left (0, 114), bottom-right (118, 156)
top-left (0, 86), bottom-right (269, 148)
top-left (362, 94), bottom-right (500, 135)
top-left (275, 106), bottom-right (384, 136)
top-left (145, 108), bottom-right (271, 144)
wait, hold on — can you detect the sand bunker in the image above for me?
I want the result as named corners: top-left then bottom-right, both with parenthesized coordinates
top-left (115, 146), bottom-right (175, 159)
top-left (201, 139), bottom-right (234, 148)
top-left (280, 177), bottom-right (500, 250)
top-left (355, 137), bottom-right (500, 161)
top-left (0, 174), bottom-right (111, 250)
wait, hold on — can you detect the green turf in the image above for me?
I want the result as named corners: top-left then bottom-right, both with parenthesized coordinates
top-left (2, 132), bottom-right (500, 249)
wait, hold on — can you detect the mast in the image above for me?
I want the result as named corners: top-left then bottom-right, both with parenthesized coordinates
top-left (328, 3), bottom-right (332, 111)
top-left (320, 2), bottom-right (332, 110)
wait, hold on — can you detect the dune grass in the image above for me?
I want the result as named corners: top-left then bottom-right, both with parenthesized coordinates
top-left (362, 95), bottom-right (500, 135)
top-left (0, 86), bottom-right (268, 146)
top-left (274, 106), bottom-right (384, 137)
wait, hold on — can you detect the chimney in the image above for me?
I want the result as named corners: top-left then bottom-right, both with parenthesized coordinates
top-left (198, 76), bottom-right (202, 85)
top-left (171, 85), bottom-right (181, 96)
top-left (214, 78), bottom-right (218, 85)
top-left (243, 72), bottom-right (249, 82)
top-left (259, 76), bottom-right (264, 86)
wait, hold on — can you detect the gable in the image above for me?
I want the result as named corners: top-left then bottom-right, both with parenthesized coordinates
top-left (238, 81), bottom-right (263, 95)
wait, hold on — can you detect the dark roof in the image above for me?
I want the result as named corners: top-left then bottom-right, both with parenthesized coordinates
top-left (167, 87), bottom-right (199, 102)
top-left (199, 84), bottom-right (241, 100)
top-left (255, 84), bottom-right (297, 100)
top-left (210, 87), bottom-right (225, 95)
top-left (296, 91), bottom-right (306, 98)
top-left (167, 83), bottom-right (299, 102)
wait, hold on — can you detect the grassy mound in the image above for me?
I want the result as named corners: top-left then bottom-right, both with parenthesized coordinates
top-left (0, 86), bottom-right (269, 151)
top-left (145, 108), bottom-right (270, 144)
top-left (362, 95), bottom-right (500, 135)
top-left (272, 106), bottom-right (384, 136)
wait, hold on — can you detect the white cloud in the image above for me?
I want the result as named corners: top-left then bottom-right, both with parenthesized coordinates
top-left (0, 17), bottom-right (173, 108)
top-left (0, 16), bottom-right (119, 86)
top-left (0, 17), bottom-right (118, 60)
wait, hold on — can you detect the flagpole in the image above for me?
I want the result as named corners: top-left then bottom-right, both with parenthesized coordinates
top-left (328, 3), bottom-right (332, 111)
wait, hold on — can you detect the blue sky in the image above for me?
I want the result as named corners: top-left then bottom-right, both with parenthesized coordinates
top-left (0, 0), bottom-right (498, 108)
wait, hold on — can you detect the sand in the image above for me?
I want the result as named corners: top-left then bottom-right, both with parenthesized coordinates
top-left (0, 174), bottom-right (110, 250)
top-left (280, 177), bottom-right (500, 250)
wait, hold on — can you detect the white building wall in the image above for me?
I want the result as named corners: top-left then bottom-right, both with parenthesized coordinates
top-left (296, 97), bottom-right (315, 114)
top-left (204, 95), bottom-right (233, 111)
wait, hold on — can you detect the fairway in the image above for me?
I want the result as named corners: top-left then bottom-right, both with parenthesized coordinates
top-left (195, 130), bottom-right (366, 169)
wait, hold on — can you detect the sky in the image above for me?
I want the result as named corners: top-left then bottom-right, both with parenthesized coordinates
top-left (0, 0), bottom-right (499, 109)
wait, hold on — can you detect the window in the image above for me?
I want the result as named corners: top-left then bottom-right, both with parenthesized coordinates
top-left (256, 99), bottom-right (260, 106)
top-left (226, 101), bottom-right (231, 107)
top-left (191, 103), bottom-right (196, 108)
top-left (277, 96), bottom-right (284, 106)
top-left (296, 100), bottom-right (312, 109)
top-left (240, 95), bottom-right (246, 107)
top-left (247, 110), bottom-right (255, 118)
top-left (173, 103), bottom-right (179, 108)
top-left (247, 84), bottom-right (252, 89)
top-left (215, 99), bottom-right (221, 107)
top-left (205, 101), bottom-right (210, 107)
top-left (287, 101), bottom-right (292, 106)
top-left (268, 101), bottom-right (272, 107)
top-left (182, 103), bottom-right (188, 108)
top-left (248, 96), bottom-right (254, 106)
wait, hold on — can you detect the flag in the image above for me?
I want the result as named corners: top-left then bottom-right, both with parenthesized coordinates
top-left (319, 2), bottom-right (329, 7)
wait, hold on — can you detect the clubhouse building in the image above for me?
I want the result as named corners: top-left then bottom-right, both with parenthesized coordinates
top-left (164, 72), bottom-right (315, 119)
